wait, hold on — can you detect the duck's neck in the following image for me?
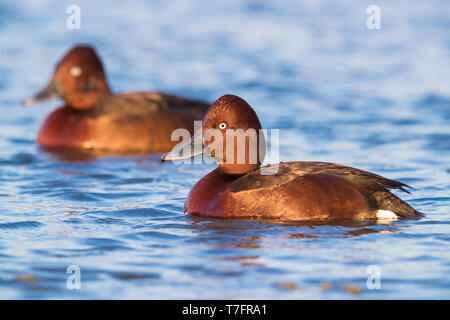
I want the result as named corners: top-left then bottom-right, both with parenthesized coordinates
top-left (184, 168), bottom-right (243, 215)
top-left (217, 162), bottom-right (260, 175)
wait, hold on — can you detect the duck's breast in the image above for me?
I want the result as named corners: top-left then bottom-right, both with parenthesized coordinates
top-left (37, 106), bottom-right (94, 149)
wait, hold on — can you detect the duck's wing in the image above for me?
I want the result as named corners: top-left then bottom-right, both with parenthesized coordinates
top-left (95, 92), bottom-right (210, 116)
top-left (230, 161), bottom-right (422, 218)
top-left (151, 92), bottom-right (211, 114)
top-left (231, 161), bottom-right (411, 194)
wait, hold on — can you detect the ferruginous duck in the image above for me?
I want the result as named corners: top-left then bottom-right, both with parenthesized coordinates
top-left (22, 45), bottom-right (209, 154)
top-left (161, 94), bottom-right (422, 221)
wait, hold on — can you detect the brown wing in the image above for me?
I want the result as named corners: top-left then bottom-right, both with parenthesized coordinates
top-left (231, 161), bottom-right (411, 194)
top-left (93, 92), bottom-right (210, 116)
top-left (151, 92), bottom-right (211, 114)
top-left (230, 161), bottom-right (421, 218)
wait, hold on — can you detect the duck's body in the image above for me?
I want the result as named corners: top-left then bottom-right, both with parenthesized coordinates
top-left (23, 45), bottom-right (209, 153)
top-left (185, 161), bottom-right (421, 220)
top-left (163, 94), bottom-right (422, 221)
top-left (37, 92), bottom-right (208, 153)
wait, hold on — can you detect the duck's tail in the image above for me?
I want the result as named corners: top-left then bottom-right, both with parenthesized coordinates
top-left (372, 191), bottom-right (424, 218)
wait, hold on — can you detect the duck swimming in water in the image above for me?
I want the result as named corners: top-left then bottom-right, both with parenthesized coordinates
top-left (162, 94), bottom-right (422, 221)
top-left (22, 45), bottom-right (209, 154)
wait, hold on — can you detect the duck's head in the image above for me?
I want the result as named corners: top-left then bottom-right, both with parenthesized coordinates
top-left (22, 45), bottom-right (112, 109)
top-left (162, 94), bottom-right (266, 175)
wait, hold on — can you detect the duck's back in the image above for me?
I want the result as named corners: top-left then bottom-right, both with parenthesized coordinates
top-left (94, 92), bottom-right (210, 117)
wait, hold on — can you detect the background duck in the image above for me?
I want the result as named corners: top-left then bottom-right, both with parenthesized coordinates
top-left (162, 94), bottom-right (423, 221)
top-left (22, 45), bottom-right (210, 154)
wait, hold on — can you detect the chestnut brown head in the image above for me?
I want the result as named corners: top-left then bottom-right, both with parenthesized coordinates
top-left (22, 45), bottom-right (112, 109)
top-left (162, 94), bottom-right (266, 175)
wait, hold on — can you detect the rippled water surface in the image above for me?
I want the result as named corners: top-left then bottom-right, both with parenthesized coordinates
top-left (0, 0), bottom-right (449, 299)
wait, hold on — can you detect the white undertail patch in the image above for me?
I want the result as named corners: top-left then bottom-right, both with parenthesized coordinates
top-left (376, 210), bottom-right (398, 221)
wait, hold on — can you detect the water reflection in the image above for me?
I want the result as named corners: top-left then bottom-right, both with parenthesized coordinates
top-left (38, 146), bottom-right (148, 163)
top-left (189, 217), bottom-right (400, 247)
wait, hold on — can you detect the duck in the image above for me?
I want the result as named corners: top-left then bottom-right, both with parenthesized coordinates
top-left (161, 94), bottom-right (422, 221)
top-left (22, 45), bottom-right (210, 154)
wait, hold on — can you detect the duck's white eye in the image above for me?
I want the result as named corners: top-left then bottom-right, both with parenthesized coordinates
top-left (70, 66), bottom-right (82, 77)
top-left (218, 122), bottom-right (227, 130)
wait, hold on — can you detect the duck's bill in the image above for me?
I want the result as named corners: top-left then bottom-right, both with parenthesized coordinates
top-left (21, 79), bottom-right (59, 106)
top-left (161, 130), bottom-right (207, 162)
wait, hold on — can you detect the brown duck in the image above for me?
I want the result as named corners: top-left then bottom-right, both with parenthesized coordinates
top-left (22, 45), bottom-right (209, 153)
top-left (162, 94), bottom-right (423, 221)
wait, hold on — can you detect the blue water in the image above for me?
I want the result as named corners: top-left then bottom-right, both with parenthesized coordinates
top-left (0, 0), bottom-right (449, 299)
